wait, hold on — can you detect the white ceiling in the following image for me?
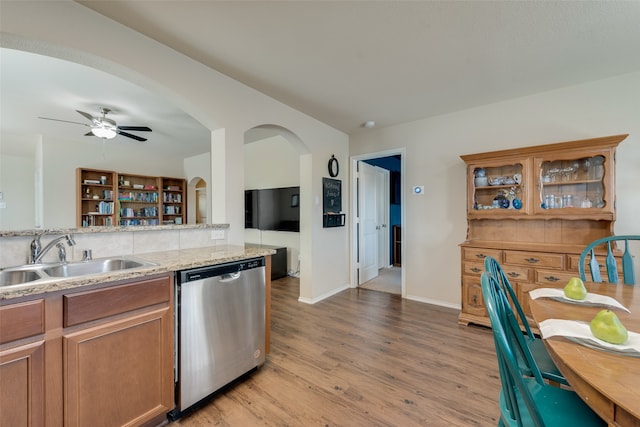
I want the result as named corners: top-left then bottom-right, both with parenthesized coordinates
top-left (2, 0), bottom-right (640, 153)
top-left (77, 0), bottom-right (640, 134)
top-left (0, 48), bottom-right (211, 158)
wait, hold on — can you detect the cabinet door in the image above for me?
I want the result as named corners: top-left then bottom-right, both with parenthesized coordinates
top-left (467, 158), bottom-right (531, 218)
top-left (0, 341), bottom-right (45, 427)
top-left (533, 149), bottom-right (615, 219)
top-left (462, 276), bottom-right (486, 316)
top-left (64, 307), bottom-right (173, 427)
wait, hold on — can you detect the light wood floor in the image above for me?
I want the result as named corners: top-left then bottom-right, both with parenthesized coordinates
top-left (359, 267), bottom-right (401, 294)
top-left (173, 276), bottom-right (501, 426)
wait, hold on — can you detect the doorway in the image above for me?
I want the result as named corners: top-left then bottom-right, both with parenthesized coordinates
top-left (351, 150), bottom-right (405, 296)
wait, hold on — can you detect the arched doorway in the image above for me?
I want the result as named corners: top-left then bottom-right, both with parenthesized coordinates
top-left (244, 125), bottom-right (309, 284)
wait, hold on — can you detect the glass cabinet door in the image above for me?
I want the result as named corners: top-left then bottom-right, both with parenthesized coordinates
top-left (468, 159), bottom-right (529, 217)
top-left (534, 152), bottom-right (614, 217)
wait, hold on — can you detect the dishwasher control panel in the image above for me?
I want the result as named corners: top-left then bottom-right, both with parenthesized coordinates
top-left (179, 256), bottom-right (265, 283)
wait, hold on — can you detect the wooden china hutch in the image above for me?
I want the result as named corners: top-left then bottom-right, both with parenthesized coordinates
top-left (458, 134), bottom-right (628, 328)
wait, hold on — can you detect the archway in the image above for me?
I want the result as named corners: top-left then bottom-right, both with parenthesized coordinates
top-left (244, 125), bottom-right (309, 285)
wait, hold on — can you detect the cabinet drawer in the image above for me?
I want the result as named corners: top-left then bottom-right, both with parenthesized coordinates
top-left (463, 261), bottom-right (484, 276)
top-left (504, 251), bottom-right (564, 269)
top-left (535, 270), bottom-right (575, 286)
top-left (0, 300), bottom-right (45, 344)
top-left (462, 247), bottom-right (502, 262)
top-left (64, 275), bottom-right (171, 327)
top-left (500, 264), bottom-right (532, 283)
top-left (567, 253), bottom-right (622, 274)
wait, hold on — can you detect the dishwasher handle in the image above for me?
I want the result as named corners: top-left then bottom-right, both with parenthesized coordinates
top-left (219, 272), bottom-right (241, 282)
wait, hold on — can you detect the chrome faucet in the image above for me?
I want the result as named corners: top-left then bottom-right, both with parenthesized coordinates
top-left (29, 231), bottom-right (76, 264)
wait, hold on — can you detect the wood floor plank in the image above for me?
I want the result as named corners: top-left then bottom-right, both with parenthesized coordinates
top-left (173, 277), bottom-right (501, 426)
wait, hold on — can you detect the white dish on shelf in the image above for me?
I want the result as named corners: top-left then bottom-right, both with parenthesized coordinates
top-left (133, 184), bottom-right (145, 189)
top-left (474, 177), bottom-right (488, 186)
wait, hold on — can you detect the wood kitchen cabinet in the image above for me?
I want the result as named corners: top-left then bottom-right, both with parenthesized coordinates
top-left (0, 299), bottom-right (46, 427)
top-left (0, 274), bottom-right (174, 427)
top-left (63, 274), bottom-right (174, 427)
top-left (459, 134), bottom-right (627, 328)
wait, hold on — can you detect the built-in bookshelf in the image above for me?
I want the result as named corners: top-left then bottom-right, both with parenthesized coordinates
top-left (117, 173), bottom-right (161, 226)
top-left (161, 177), bottom-right (186, 225)
top-left (77, 168), bottom-right (117, 227)
top-left (77, 168), bottom-right (186, 227)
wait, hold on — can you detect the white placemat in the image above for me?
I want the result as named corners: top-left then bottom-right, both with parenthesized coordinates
top-left (529, 287), bottom-right (630, 313)
top-left (538, 318), bottom-right (640, 356)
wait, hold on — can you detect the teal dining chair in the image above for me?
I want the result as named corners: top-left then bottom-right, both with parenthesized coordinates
top-left (483, 256), bottom-right (567, 386)
top-left (578, 235), bottom-right (640, 285)
top-left (481, 272), bottom-right (605, 427)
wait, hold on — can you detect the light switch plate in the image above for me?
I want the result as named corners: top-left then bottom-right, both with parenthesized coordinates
top-left (211, 229), bottom-right (225, 240)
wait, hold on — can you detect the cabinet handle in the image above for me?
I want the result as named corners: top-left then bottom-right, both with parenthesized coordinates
top-left (475, 254), bottom-right (487, 259)
top-left (470, 267), bottom-right (481, 273)
top-left (544, 276), bottom-right (561, 282)
top-left (507, 272), bottom-right (521, 278)
top-left (525, 258), bottom-right (539, 263)
top-left (473, 294), bottom-right (478, 305)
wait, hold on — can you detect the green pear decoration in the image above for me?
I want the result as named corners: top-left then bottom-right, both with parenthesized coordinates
top-left (589, 309), bottom-right (629, 345)
top-left (563, 277), bottom-right (587, 300)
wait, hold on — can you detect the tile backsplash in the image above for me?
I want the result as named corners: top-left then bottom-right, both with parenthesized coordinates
top-left (0, 226), bottom-right (227, 268)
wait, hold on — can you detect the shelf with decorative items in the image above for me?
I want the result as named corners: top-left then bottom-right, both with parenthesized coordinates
top-left (160, 177), bottom-right (186, 225)
top-left (468, 159), bottom-right (529, 218)
top-left (117, 174), bottom-right (161, 226)
top-left (458, 134), bottom-right (628, 328)
top-left (76, 168), bottom-right (117, 227)
top-left (533, 151), bottom-right (615, 220)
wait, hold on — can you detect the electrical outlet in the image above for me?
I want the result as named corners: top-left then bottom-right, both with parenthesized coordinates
top-left (211, 229), bottom-right (225, 240)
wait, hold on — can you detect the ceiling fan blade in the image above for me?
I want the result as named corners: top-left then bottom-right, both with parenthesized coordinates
top-left (117, 130), bottom-right (147, 142)
top-left (38, 117), bottom-right (90, 127)
top-left (117, 126), bottom-right (152, 132)
top-left (76, 110), bottom-right (96, 123)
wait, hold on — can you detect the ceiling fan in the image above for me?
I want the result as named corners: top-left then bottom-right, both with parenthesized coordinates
top-left (38, 107), bottom-right (152, 141)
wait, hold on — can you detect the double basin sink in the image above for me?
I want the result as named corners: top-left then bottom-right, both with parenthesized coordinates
top-left (0, 256), bottom-right (158, 288)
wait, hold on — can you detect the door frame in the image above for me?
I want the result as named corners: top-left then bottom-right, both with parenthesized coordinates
top-left (350, 148), bottom-right (406, 297)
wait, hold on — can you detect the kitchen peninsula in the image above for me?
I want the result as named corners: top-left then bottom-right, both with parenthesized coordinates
top-left (0, 236), bottom-right (275, 427)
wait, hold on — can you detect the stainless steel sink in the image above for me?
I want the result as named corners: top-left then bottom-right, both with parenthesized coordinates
top-left (0, 256), bottom-right (158, 287)
top-left (42, 257), bottom-right (157, 278)
top-left (0, 268), bottom-right (44, 287)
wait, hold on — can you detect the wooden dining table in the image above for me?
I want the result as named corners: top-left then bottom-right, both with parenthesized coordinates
top-left (529, 282), bottom-right (640, 427)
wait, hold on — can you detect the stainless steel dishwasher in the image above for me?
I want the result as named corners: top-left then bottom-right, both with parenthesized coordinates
top-left (171, 257), bottom-right (266, 419)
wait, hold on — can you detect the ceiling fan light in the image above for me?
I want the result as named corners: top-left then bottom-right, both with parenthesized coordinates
top-left (91, 125), bottom-right (117, 139)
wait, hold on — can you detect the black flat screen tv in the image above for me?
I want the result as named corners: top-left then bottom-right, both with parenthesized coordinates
top-left (245, 186), bottom-right (300, 232)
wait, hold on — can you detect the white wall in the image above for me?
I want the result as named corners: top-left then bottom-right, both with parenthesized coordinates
top-left (1, 1), bottom-right (350, 302)
top-left (40, 135), bottom-right (186, 228)
top-left (0, 152), bottom-right (35, 230)
top-left (244, 135), bottom-right (301, 272)
top-left (350, 72), bottom-right (640, 308)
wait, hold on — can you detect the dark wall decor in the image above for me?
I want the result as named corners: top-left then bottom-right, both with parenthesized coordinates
top-left (322, 177), bottom-right (345, 227)
top-left (328, 154), bottom-right (339, 177)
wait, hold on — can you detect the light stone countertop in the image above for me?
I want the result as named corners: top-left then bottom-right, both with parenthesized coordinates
top-left (0, 245), bottom-right (275, 302)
